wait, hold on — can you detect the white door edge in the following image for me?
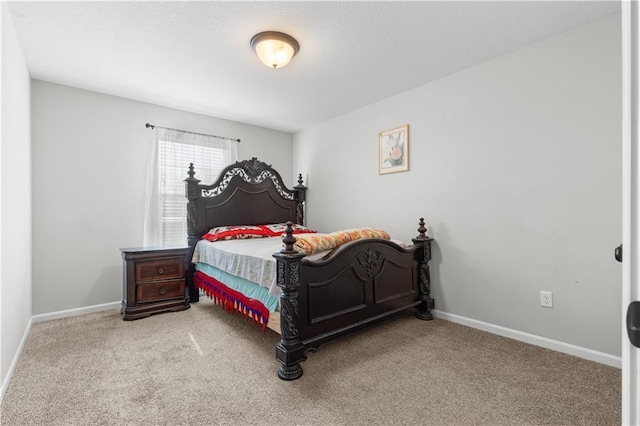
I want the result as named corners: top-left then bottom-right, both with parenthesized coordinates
top-left (622, 2), bottom-right (640, 425)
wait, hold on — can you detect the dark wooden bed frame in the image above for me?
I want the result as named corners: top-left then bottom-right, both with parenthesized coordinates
top-left (185, 157), bottom-right (434, 380)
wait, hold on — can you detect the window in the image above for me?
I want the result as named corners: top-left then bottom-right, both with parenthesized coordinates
top-left (144, 128), bottom-right (238, 247)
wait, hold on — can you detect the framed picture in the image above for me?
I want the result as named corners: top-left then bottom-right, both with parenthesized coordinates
top-left (379, 124), bottom-right (409, 175)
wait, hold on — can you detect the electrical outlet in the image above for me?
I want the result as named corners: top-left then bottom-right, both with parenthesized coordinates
top-left (540, 291), bottom-right (553, 308)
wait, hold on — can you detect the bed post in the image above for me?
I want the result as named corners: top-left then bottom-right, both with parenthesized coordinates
top-left (185, 163), bottom-right (201, 303)
top-left (412, 218), bottom-right (434, 321)
top-left (294, 174), bottom-right (306, 225)
top-left (272, 222), bottom-right (306, 380)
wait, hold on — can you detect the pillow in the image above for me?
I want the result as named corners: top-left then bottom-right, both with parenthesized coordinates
top-left (202, 225), bottom-right (272, 242)
top-left (263, 223), bottom-right (317, 236)
top-left (202, 223), bottom-right (317, 242)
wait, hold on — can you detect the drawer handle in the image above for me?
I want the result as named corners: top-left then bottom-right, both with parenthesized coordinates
top-left (157, 267), bottom-right (165, 274)
top-left (159, 288), bottom-right (167, 295)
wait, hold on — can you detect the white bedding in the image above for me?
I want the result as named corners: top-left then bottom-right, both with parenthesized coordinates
top-left (192, 234), bottom-right (326, 297)
top-left (192, 233), bottom-right (408, 298)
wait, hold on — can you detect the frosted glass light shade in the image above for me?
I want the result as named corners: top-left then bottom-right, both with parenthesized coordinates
top-left (250, 31), bottom-right (299, 69)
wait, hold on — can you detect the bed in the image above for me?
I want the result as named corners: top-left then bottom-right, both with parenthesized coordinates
top-left (185, 157), bottom-right (434, 380)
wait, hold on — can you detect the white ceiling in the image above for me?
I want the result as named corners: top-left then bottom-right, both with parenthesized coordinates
top-left (7, 1), bottom-right (621, 133)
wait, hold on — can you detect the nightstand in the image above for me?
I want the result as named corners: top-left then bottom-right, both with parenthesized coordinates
top-left (120, 247), bottom-right (190, 320)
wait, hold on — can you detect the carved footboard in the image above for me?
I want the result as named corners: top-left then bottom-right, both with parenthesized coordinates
top-left (273, 219), bottom-right (433, 380)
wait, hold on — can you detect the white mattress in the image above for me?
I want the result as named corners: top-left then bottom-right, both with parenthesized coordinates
top-left (192, 234), bottom-right (408, 298)
top-left (192, 234), bottom-right (326, 297)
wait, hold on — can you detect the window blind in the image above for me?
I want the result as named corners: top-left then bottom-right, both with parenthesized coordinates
top-left (158, 140), bottom-right (229, 246)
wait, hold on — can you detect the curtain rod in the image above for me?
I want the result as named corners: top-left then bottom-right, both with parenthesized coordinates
top-left (145, 123), bottom-right (241, 143)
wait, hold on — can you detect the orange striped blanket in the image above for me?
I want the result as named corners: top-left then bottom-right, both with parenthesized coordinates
top-left (293, 228), bottom-right (390, 255)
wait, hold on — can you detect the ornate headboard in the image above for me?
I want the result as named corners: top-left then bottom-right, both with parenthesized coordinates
top-left (184, 157), bottom-right (306, 251)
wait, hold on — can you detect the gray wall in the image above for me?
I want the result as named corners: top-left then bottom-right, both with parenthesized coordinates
top-left (31, 81), bottom-right (293, 315)
top-left (1, 3), bottom-right (32, 392)
top-left (293, 15), bottom-right (622, 356)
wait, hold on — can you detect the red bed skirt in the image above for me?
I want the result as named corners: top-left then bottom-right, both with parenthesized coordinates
top-left (194, 270), bottom-right (270, 331)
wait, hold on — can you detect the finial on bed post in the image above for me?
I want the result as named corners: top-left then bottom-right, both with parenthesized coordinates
top-left (294, 174), bottom-right (306, 225)
top-left (281, 222), bottom-right (297, 253)
top-left (412, 217), bottom-right (434, 321)
top-left (273, 221), bottom-right (306, 380)
top-left (416, 217), bottom-right (428, 239)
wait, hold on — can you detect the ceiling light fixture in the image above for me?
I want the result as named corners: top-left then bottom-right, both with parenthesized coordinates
top-left (250, 31), bottom-right (299, 69)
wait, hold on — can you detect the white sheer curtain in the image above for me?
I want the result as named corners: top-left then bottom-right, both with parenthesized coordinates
top-left (143, 127), bottom-right (238, 247)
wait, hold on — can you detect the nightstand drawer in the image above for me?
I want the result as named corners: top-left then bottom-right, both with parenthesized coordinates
top-left (137, 279), bottom-right (185, 302)
top-left (135, 259), bottom-right (184, 282)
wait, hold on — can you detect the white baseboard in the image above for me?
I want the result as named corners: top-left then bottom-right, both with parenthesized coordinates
top-left (0, 318), bottom-right (32, 405)
top-left (432, 309), bottom-right (622, 368)
top-left (31, 301), bottom-right (121, 323)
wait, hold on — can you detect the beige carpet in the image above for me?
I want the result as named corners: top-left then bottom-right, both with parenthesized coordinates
top-left (0, 299), bottom-right (620, 425)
